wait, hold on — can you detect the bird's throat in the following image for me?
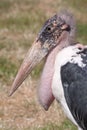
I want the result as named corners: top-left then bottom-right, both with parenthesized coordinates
top-left (38, 44), bottom-right (62, 110)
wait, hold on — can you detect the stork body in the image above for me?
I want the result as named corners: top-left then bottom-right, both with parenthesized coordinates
top-left (9, 11), bottom-right (87, 130)
top-left (52, 46), bottom-right (87, 130)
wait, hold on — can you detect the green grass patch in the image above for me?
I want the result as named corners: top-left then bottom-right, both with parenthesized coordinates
top-left (0, 57), bottom-right (17, 84)
top-left (0, 0), bottom-right (40, 12)
top-left (0, 9), bottom-right (47, 33)
top-left (0, 42), bottom-right (6, 50)
top-left (42, 119), bottom-right (76, 130)
top-left (31, 61), bottom-right (44, 79)
top-left (63, 0), bottom-right (87, 12)
top-left (0, 40), bottom-right (17, 51)
top-left (77, 23), bottom-right (87, 44)
top-left (0, 0), bottom-right (12, 12)
top-left (59, 119), bottom-right (77, 130)
top-left (24, 119), bottom-right (77, 130)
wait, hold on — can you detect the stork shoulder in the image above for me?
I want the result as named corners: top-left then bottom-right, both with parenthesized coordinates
top-left (55, 45), bottom-right (87, 69)
top-left (52, 45), bottom-right (87, 128)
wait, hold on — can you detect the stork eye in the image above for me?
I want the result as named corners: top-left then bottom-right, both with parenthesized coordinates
top-left (46, 26), bottom-right (51, 32)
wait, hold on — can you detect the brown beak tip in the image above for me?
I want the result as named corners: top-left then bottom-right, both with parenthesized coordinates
top-left (8, 85), bottom-right (17, 97)
top-left (8, 90), bottom-right (14, 97)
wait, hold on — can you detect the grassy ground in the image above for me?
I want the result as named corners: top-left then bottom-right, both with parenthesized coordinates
top-left (0, 0), bottom-right (87, 129)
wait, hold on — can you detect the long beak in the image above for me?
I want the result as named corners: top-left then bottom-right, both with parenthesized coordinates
top-left (9, 39), bottom-right (48, 96)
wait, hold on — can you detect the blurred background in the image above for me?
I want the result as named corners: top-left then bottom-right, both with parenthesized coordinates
top-left (0, 0), bottom-right (87, 129)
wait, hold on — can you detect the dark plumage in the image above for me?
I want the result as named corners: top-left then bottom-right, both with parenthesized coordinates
top-left (61, 60), bottom-right (87, 129)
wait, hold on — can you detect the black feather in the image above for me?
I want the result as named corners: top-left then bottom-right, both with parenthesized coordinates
top-left (61, 50), bottom-right (87, 130)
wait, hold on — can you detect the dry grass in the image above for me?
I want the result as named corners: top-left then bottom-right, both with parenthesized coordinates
top-left (0, 78), bottom-right (65, 130)
top-left (0, 0), bottom-right (87, 129)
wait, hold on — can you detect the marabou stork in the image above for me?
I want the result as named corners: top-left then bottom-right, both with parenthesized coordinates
top-left (9, 10), bottom-right (87, 130)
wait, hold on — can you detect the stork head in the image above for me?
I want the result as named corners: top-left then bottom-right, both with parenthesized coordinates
top-left (9, 10), bottom-right (76, 98)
